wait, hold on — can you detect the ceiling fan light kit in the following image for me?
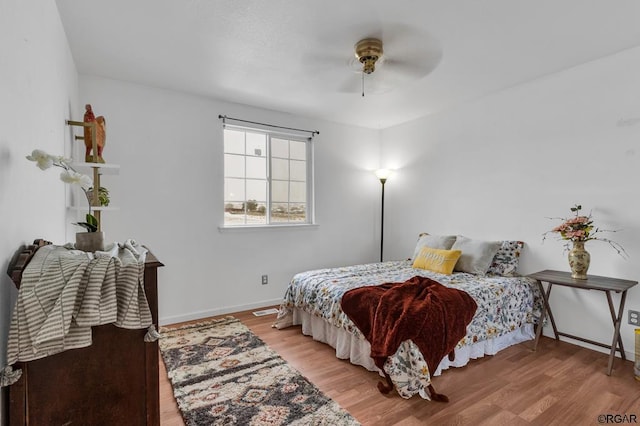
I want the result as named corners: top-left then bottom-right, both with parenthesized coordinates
top-left (355, 38), bottom-right (383, 74)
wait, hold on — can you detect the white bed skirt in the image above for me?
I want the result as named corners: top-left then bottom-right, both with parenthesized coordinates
top-left (283, 308), bottom-right (535, 377)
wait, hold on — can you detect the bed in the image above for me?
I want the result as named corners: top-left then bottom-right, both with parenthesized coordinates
top-left (274, 234), bottom-right (543, 399)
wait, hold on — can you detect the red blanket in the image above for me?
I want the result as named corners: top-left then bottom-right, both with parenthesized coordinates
top-left (341, 276), bottom-right (477, 399)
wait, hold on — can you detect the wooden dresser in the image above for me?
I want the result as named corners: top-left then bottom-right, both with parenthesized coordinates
top-left (5, 240), bottom-right (163, 426)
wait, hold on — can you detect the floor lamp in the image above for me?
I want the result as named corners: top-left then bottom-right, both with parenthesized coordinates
top-left (375, 169), bottom-right (392, 262)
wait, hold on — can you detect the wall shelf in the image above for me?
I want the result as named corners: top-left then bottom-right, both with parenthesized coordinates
top-left (72, 162), bottom-right (120, 175)
top-left (66, 118), bottom-right (119, 231)
top-left (68, 205), bottom-right (119, 212)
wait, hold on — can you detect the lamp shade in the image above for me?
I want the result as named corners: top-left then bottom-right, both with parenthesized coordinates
top-left (375, 169), bottom-right (392, 181)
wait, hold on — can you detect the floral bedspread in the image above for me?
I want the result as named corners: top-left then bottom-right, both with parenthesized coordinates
top-left (276, 260), bottom-right (542, 399)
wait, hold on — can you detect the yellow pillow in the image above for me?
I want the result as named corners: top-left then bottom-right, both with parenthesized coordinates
top-left (412, 246), bottom-right (462, 275)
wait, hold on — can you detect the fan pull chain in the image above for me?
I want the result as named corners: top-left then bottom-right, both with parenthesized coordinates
top-left (362, 72), bottom-right (365, 97)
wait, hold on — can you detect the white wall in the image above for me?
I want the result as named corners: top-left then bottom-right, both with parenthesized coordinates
top-left (0, 0), bottom-right (79, 422)
top-left (381, 46), bottom-right (640, 359)
top-left (78, 76), bottom-right (381, 324)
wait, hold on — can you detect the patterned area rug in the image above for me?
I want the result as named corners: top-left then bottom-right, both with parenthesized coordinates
top-left (159, 317), bottom-right (360, 426)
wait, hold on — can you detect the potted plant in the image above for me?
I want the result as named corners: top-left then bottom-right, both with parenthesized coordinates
top-left (26, 149), bottom-right (106, 251)
top-left (543, 204), bottom-right (627, 279)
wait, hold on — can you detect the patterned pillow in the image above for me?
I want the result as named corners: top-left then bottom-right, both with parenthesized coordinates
top-left (486, 240), bottom-right (525, 276)
top-left (411, 233), bottom-right (457, 261)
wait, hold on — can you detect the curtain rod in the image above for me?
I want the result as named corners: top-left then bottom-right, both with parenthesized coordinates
top-left (218, 115), bottom-right (319, 136)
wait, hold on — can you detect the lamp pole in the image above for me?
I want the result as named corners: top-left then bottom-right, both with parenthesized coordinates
top-left (379, 176), bottom-right (386, 262)
top-left (375, 169), bottom-right (391, 262)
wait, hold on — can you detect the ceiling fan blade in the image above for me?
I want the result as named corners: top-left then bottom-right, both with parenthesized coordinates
top-left (338, 73), bottom-right (368, 94)
top-left (381, 56), bottom-right (441, 80)
top-left (379, 22), bottom-right (440, 53)
top-left (377, 22), bottom-right (443, 80)
top-left (368, 79), bottom-right (395, 95)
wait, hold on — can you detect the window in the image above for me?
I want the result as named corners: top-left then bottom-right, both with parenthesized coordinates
top-left (223, 125), bottom-right (313, 226)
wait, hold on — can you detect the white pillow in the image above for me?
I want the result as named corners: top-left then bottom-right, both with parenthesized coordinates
top-left (451, 236), bottom-right (502, 275)
top-left (411, 233), bottom-right (457, 261)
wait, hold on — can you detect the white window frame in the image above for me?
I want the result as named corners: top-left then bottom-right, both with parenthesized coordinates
top-left (222, 123), bottom-right (315, 228)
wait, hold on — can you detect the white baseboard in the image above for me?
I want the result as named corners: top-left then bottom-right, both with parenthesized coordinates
top-left (159, 298), bottom-right (283, 326)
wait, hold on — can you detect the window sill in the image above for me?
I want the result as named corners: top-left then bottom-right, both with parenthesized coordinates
top-left (218, 223), bottom-right (319, 233)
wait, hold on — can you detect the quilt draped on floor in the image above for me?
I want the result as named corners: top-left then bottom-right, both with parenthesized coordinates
top-left (4, 240), bottom-right (153, 369)
top-left (341, 275), bottom-right (477, 399)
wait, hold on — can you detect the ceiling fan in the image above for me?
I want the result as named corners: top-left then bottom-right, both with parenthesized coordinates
top-left (344, 30), bottom-right (442, 96)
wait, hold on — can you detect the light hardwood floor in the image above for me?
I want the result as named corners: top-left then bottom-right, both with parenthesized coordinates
top-left (159, 307), bottom-right (640, 426)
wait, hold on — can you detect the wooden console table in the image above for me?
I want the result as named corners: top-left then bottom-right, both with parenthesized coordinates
top-left (6, 240), bottom-right (163, 425)
top-left (528, 269), bottom-right (637, 375)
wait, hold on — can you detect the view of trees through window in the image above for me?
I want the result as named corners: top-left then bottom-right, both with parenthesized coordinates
top-left (223, 127), bottom-right (310, 225)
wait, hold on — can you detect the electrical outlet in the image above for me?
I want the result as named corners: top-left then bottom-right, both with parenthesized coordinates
top-left (629, 310), bottom-right (640, 326)
top-left (261, 275), bottom-right (268, 285)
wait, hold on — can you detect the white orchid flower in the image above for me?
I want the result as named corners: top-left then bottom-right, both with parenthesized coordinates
top-left (27, 148), bottom-right (103, 233)
top-left (26, 149), bottom-right (55, 170)
top-left (60, 170), bottom-right (93, 189)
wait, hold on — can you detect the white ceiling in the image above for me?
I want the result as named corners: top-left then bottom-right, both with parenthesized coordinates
top-left (55, 0), bottom-right (640, 129)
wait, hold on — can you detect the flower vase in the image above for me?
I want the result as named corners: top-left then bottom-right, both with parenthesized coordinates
top-left (568, 241), bottom-right (590, 279)
top-left (76, 231), bottom-right (105, 252)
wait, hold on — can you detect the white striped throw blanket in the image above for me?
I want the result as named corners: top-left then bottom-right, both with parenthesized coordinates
top-left (5, 240), bottom-right (153, 367)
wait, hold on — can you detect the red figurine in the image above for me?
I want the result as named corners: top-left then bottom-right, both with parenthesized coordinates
top-left (83, 104), bottom-right (106, 163)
